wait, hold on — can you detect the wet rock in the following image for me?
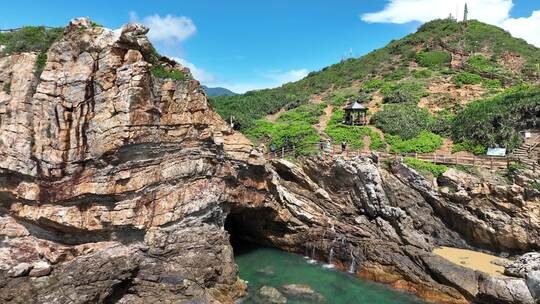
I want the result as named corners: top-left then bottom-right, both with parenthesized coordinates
top-left (281, 284), bottom-right (325, 302)
top-left (255, 286), bottom-right (287, 304)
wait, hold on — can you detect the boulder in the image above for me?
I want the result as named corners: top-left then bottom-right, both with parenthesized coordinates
top-left (254, 286), bottom-right (287, 304)
top-left (281, 284), bottom-right (325, 302)
top-left (8, 263), bottom-right (32, 277)
top-left (505, 252), bottom-right (540, 278)
top-left (478, 275), bottom-right (535, 304)
top-left (29, 261), bottom-right (52, 277)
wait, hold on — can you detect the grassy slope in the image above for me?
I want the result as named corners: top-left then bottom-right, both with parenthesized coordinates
top-left (210, 19), bottom-right (540, 154)
top-left (210, 19), bottom-right (540, 129)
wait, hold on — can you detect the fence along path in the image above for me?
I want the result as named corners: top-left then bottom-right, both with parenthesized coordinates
top-left (266, 143), bottom-right (518, 171)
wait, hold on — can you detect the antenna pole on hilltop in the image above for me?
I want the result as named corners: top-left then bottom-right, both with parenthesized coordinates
top-left (464, 3), bottom-right (469, 22)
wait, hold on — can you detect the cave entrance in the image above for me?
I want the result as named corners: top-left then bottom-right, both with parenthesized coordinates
top-left (224, 206), bottom-right (289, 255)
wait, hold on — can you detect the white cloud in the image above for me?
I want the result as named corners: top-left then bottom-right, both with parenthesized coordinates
top-left (129, 12), bottom-right (196, 44)
top-left (264, 69), bottom-right (310, 84)
top-left (361, 0), bottom-right (540, 46)
top-left (171, 57), bottom-right (216, 84)
top-left (502, 10), bottom-right (540, 47)
top-left (362, 0), bottom-right (512, 25)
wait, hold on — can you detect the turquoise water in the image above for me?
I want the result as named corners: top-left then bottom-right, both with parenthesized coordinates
top-left (235, 247), bottom-right (426, 304)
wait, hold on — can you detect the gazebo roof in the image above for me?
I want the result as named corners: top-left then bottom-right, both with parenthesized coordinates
top-left (343, 101), bottom-right (367, 111)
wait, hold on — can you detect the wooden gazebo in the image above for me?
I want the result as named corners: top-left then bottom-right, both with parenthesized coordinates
top-left (343, 100), bottom-right (368, 126)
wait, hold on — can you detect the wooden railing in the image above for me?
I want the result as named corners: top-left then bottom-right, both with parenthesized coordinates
top-left (265, 143), bottom-right (527, 171)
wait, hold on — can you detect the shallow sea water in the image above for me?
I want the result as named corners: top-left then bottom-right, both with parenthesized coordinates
top-left (235, 247), bottom-right (426, 304)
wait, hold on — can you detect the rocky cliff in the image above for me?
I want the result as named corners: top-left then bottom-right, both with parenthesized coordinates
top-left (0, 18), bottom-right (539, 304)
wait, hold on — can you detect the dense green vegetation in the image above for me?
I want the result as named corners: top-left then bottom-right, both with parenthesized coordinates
top-left (416, 50), bottom-right (452, 68)
top-left (453, 72), bottom-right (482, 86)
top-left (211, 18), bottom-right (540, 130)
top-left (451, 141), bottom-right (487, 155)
top-left (380, 80), bottom-right (429, 103)
top-left (324, 109), bottom-right (385, 150)
top-left (151, 65), bottom-right (187, 81)
top-left (327, 88), bottom-right (359, 106)
top-left (243, 104), bottom-right (324, 154)
top-left (386, 131), bottom-right (443, 153)
top-left (372, 104), bottom-right (434, 139)
top-left (0, 26), bottom-right (63, 56)
top-left (404, 157), bottom-right (448, 176)
top-left (276, 104), bottom-right (326, 124)
top-left (451, 87), bottom-right (540, 151)
top-left (244, 120), bottom-right (320, 155)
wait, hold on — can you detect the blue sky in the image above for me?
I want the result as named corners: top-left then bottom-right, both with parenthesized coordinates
top-left (1, 1), bottom-right (539, 93)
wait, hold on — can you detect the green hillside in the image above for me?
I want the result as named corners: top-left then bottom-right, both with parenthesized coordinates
top-left (210, 19), bottom-right (540, 129)
top-left (210, 19), bottom-right (540, 155)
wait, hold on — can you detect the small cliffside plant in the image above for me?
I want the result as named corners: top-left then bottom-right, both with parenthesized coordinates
top-left (35, 52), bottom-right (47, 75)
top-left (2, 82), bottom-right (10, 94)
top-left (151, 65), bottom-right (187, 81)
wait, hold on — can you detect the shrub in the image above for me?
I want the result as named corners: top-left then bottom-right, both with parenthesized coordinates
top-left (404, 157), bottom-right (448, 176)
top-left (328, 88), bottom-right (358, 106)
top-left (482, 79), bottom-right (502, 89)
top-left (361, 79), bottom-right (385, 92)
top-left (380, 81), bottom-right (428, 103)
top-left (384, 67), bottom-right (409, 81)
top-left (383, 89), bottom-right (415, 104)
top-left (151, 65), bottom-right (187, 81)
top-left (451, 141), bottom-right (487, 155)
top-left (372, 104), bottom-right (434, 139)
top-left (35, 52), bottom-right (47, 75)
top-left (0, 26), bottom-right (63, 56)
top-left (276, 104), bottom-right (325, 125)
top-left (430, 109), bottom-right (455, 137)
top-left (413, 69), bottom-right (433, 78)
top-left (386, 131), bottom-right (443, 153)
top-left (453, 72), bottom-right (482, 86)
top-left (451, 87), bottom-right (540, 151)
top-left (416, 51), bottom-right (451, 68)
top-left (244, 120), bottom-right (320, 155)
top-left (2, 82), bottom-right (10, 94)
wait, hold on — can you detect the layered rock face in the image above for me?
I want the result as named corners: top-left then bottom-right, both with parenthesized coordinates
top-left (0, 18), bottom-right (264, 303)
top-left (1, 18), bottom-right (539, 304)
top-left (262, 158), bottom-right (540, 304)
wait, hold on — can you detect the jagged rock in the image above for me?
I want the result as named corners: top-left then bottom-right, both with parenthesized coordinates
top-left (526, 270), bottom-right (540, 300)
top-left (255, 286), bottom-right (287, 304)
top-left (477, 274), bottom-right (535, 304)
top-left (281, 284), bottom-right (325, 302)
top-left (506, 252), bottom-right (540, 278)
top-left (28, 261), bottom-right (51, 277)
top-left (1, 17), bottom-right (539, 304)
top-left (7, 263), bottom-right (32, 277)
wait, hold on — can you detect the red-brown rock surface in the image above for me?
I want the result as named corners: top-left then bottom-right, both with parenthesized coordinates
top-left (1, 18), bottom-right (539, 304)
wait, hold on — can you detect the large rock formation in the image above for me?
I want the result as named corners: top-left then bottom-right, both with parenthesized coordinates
top-left (0, 18), bottom-right (261, 303)
top-left (1, 18), bottom-right (539, 304)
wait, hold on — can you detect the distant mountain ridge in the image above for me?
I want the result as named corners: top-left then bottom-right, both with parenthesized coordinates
top-left (202, 85), bottom-right (237, 97)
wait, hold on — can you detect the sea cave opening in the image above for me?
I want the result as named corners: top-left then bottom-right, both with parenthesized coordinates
top-left (224, 206), bottom-right (288, 255)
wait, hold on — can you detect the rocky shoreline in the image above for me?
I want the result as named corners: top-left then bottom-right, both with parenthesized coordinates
top-left (0, 18), bottom-right (539, 304)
